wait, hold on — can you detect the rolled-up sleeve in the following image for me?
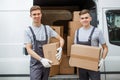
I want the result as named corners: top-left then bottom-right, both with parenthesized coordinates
top-left (74, 30), bottom-right (77, 44)
top-left (99, 30), bottom-right (106, 45)
top-left (47, 26), bottom-right (58, 38)
top-left (24, 28), bottom-right (32, 44)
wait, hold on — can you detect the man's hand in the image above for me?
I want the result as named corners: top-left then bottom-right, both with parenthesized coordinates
top-left (40, 58), bottom-right (52, 68)
top-left (56, 47), bottom-right (62, 60)
top-left (98, 58), bottom-right (104, 70)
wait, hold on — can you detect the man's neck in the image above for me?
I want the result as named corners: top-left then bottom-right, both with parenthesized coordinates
top-left (33, 22), bottom-right (41, 27)
top-left (83, 25), bottom-right (91, 30)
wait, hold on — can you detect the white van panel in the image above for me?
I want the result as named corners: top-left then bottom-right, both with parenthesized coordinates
top-left (0, 77), bottom-right (30, 80)
top-left (0, 57), bottom-right (30, 74)
top-left (0, 44), bottom-right (26, 57)
top-left (105, 56), bottom-right (120, 71)
top-left (100, 8), bottom-right (120, 72)
top-left (97, 0), bottom-right (120, 8)
top-left (0, 0), bottom-right (32, 10)
top-left (0, 10), bottom-right (31, 74)
top-left (0, 11), bottom-right (31, 43)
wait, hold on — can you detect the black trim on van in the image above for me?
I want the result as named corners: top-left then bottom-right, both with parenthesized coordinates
top-left (0, 74), bottom-right (29, 77)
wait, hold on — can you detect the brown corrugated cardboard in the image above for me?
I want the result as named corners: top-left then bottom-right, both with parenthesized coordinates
top-left (68, 21), bottom-right (82, 40)
top-left (50, 26), bottom-right (64, 43)
top-left (50, 37), bottom-right (59, 43)
top-left (49, 65), bottom-right (60, 77)
top-left (43, 42), bottom-right (61, 65)
top-left (60, 52), bottom-right (74, 74)
top-left (73, 11), bottom-right (80, 21)
top-left (51, 26), bottom-right (64, 37)
top-left (67, 36), bottom-right (74, 56)
top-left (67, 21), bottom-right (82, 56)
top-left (69, 44), bottom-right (101, 71)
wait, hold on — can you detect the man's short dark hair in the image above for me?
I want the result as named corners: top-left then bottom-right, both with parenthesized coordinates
top-left (30, 5), bottom-right (41, 13)
top-left (79, 9), bottom-right (90, 16)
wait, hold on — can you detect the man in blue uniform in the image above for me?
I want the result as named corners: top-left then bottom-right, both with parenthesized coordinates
top-left (24, 5), bottom-right (64, 80)
top-left (74, 9), bottom-right (108, 80)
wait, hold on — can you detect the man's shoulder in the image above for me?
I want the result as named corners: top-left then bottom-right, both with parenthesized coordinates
top-left (93, 27), bottom-right (103, 35)
top-left (42, 24), bottom-right (50, 27)
top-left (25, 26), bottom-right (31, 32)
top-left (94, 27), bottom-right (101, 32)
top-left (78, 26), bottom-right (83, 31)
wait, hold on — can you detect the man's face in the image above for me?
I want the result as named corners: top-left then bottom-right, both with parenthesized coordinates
top-left (79, 13), bottom-right (92, 27)
top-left (30, 10), bottom-right (42, 23)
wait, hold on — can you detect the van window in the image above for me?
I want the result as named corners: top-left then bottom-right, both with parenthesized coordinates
top-left (106, 10), bottom-right (120, 46)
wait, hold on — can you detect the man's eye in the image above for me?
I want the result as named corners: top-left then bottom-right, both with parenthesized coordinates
top-left (33, 14), bottom-right (37, 16)
top-left (33, 13), bottom-right (40, 16)
top-left (85, 17), bottom-right (88, 19)
top-left (81, 17), bottom-right (89, 19)
top-left (81, 18), bottom-right (84, 19)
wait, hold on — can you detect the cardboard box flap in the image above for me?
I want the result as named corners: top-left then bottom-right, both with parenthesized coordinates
top-left (71, 54), bottom-right (98, 62)
top-left (71, 44), bottom-right (101, 58)
top-left (69, 57), bottom-right (99, 71)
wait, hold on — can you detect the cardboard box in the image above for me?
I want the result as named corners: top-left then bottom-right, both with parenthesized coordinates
top-left (51, 26), bottom-right (64, 37)
top-left (50, 37), bottom-right (59, 43)
top-left (43, 42), bottom-right (61, 65)
top-left (50, 26), bottom-right (64, 43)
top-left (49, 65), bottom-right (60, 77)
top-left (69, 44), bottom-right (101, 71)
top-left (68, 21), bottom-right (82, 38)
top-left (73, 11), bottom-right (80, 21)
top-left (67, 36), bottom-right (74, 56)
top-left (60, 53), bottom-right (74, 74)
top-left (67, 21), bottom-right (82, 56)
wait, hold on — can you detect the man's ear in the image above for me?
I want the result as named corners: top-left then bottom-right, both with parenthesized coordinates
top-left (90, 16), bottom-right (92, 21)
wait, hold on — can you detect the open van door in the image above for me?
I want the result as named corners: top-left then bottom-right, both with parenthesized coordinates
top-left (96, 0), bottom-right (120, 79)
top-left (0, 0), bottom-right (32, 80)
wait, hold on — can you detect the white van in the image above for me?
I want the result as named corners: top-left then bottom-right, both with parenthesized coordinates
top-left (0, 0), bottom-right (120, 80)
top-left (0, 0), bottom-right (32, 80)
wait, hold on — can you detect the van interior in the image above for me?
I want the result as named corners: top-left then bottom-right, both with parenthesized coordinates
top-left (33, 0), bottom-right (97, 34)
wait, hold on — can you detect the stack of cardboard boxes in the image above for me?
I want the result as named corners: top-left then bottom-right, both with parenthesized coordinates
top-left (43, 11), bottom-right (101, 76)
top-left (67, 11), bottom-right (82, 56)
top-left (43, 26), bottom-right (63, 76)
top-left (43, 11), bottom-right (82, 76)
